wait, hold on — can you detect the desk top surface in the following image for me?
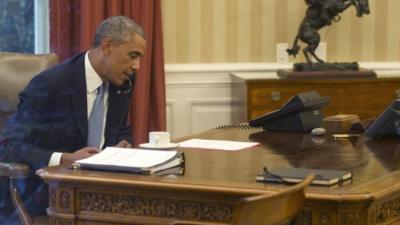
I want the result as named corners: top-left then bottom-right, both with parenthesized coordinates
top-left (38, 128), bottom-right (400, 200)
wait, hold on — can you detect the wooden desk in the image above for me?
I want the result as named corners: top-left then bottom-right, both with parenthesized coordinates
top-left (37, 128), bottom-right (400, 225)
top-left (231, 73), bottom-right (400, 120)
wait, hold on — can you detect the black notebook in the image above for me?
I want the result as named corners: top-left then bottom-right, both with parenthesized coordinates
top-left (257, 167), bottom-right (352, 186)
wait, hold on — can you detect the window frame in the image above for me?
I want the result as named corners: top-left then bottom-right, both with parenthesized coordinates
top-left (34, 0), bottom-right (49, 53)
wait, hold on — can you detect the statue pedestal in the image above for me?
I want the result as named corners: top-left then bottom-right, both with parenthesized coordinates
top-left (277, 69), bottom-right (377, 79)
top-left (278, 62), bottom-right (377, 79)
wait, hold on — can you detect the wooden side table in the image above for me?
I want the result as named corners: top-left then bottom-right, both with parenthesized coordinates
top-left (231, 73), bottom-right (400, 120)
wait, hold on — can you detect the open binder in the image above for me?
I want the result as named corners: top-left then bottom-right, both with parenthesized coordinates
top-left (75, 147), bottom-right (184, 175)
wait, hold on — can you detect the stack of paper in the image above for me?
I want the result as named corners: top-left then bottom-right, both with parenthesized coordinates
top-left (179, 138), bottom-right (259, 151)
top-left (75, 147), bottom-right (184, 174)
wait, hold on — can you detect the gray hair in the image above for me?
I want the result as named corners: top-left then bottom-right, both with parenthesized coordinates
top-left (92, 16), bottom-right (145, 47)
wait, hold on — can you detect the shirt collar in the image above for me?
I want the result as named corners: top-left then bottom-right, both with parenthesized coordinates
top-left (85, 51), bottom-right (104, 93)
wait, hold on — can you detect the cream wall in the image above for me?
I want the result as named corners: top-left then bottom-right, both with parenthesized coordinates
top-left (161, 0), bottom-right (400, 63)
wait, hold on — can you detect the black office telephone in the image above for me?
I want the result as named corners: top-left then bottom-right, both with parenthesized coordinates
top-left (249, 91), bottom-right (330, 132)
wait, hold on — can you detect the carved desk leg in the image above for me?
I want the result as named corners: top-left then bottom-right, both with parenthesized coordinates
top-left (370, 196), bottom-right (400, 225)
top-left (291, 200), bottom-right (370, 225)
top-left (47, 182), bottom-right (76, 225)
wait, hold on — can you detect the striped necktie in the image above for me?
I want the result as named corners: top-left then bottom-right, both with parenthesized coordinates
top-left (87, 83), bottom-right (106, 149)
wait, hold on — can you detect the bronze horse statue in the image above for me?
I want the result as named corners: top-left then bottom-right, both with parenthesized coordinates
top-left (287, 0), bottom-right (370, 63)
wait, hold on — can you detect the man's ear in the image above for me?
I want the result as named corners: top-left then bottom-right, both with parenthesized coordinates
top-left (100, 38), bottom-right (113, 55)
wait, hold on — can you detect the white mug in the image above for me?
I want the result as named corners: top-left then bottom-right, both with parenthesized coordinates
top-left (149, 131), bottom-right (171, 146)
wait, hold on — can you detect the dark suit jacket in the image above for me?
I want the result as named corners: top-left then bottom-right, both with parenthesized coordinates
top-left (0, 52), bottom-right (132, 224)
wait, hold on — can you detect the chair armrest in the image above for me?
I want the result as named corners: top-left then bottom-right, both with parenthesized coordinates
top-left (0, 162), bottom-right (30, 178)
top-left (0, 162), bottom-right (34, 225)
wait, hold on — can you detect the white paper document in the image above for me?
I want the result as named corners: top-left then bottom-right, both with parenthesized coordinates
top-left (75, 147), bottom-right (178, 168)
top-left (178, 138), bottom-right (259, 151)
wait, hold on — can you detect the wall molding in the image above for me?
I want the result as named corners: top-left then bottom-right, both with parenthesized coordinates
top-left (165, 62), bottom-right (400, 85)
top-left (189, 98), bottom-right (237, 134)
top-left (165, 99), bottom-right (176, 134)
top-left (166, 62), bottom-right (400, 73)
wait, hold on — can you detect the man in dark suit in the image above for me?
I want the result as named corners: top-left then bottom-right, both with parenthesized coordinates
top-left (0, 15), bottom-right (146, 224)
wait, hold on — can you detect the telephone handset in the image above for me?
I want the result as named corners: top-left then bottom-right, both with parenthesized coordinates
top-left (117, 72), bottom-right (135, 95)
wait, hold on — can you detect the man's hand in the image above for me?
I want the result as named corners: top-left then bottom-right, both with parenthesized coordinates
top-left (60, 147), bottom-right (99, 166)
top-left (115, 140), bottom-right (132, 148)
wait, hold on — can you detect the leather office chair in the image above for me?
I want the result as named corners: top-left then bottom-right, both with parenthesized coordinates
top-left (171, 174), bottom-right (315, 225)
top-left (0, 52), bottom-right (58, 225)
top-left (0, 52), bottom-right (59, 130)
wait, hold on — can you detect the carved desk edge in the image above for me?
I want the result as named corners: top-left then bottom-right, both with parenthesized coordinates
top-left (36, 165), bottom-right (399, 204)
top-left (37, 178), bottom-right (400, 225)
top-left (36, 168), bottom-right (272, 196)
top-left (43, 184), bottom-right (400, 225)
top-left (37, 166), bottom-right (400, 205)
